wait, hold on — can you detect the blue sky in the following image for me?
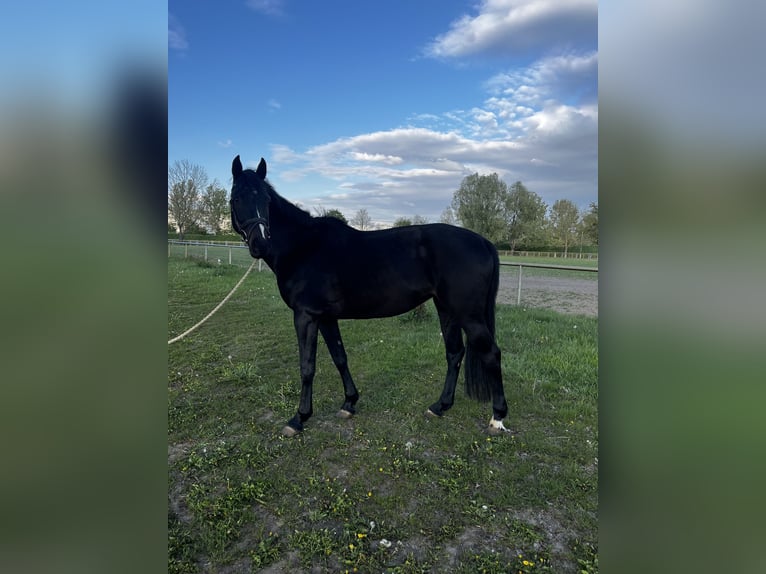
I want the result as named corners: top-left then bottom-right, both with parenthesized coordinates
top-left (169, 0), bottom-right (597, 226)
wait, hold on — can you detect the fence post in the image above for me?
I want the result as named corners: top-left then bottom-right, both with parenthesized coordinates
top-left (184, 244), bottom-right (188, 258)
top-left (516, 266), bottom-right (522, 306)
top-left (229, 247), bottom-right (232, 265)
top-left (258, 259), bottom-right (263, 272)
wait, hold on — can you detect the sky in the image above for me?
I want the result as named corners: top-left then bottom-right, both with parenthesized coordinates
top-left (169, 0), bottom-right (597, 227)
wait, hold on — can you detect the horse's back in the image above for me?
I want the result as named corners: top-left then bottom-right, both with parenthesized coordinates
top-left (418, 224), bottom-right (499, 317)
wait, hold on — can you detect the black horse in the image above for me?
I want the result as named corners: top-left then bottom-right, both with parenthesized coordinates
top-left (230, 156), bottom-right (509, 436)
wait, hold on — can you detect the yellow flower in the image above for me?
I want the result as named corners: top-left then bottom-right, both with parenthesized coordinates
top-left (349, 543), bottom-right (355, 551)
top-left (357, 533), bottom-right (367, 539)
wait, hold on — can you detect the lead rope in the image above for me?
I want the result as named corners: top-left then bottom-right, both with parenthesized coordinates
top-left (168, 260), bottom-right (257, 345)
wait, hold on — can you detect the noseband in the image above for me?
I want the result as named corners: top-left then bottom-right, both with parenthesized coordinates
top-left (240, 216), bottom-right (271, 241)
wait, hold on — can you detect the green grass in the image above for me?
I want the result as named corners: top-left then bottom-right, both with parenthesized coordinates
top-left (168, 256), bottom-right (598, 573)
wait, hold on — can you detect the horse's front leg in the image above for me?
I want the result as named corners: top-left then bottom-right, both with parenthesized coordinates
top-left (283, 310), bottom-right (319, 437)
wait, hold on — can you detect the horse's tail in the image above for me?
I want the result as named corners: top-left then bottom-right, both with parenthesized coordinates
top-left (464, 244), bottom-right (499, 402)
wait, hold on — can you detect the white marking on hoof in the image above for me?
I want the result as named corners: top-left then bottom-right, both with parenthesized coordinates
top-left (281, 425), bottom-right (299, 438)
top-left (487, 418), bottom-right (510, 435)
top-left (425, 408), bottom-right (441, 418)
top-left (337, 409), bottom-right (354, 419)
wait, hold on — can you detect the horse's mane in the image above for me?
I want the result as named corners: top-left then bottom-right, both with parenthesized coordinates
top-left (252, 170), bottom-right (353, 232)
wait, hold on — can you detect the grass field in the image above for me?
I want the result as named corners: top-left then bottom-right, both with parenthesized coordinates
top-left (168, 256), bottom-right (598, 573)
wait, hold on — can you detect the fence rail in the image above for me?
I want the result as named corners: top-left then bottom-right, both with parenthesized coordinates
top-left (168, 239), bottom-right (597, 260)
top-left (498, 250), bottom-right (597, 260)
top-left (168, 240), bottom-right (598, 311)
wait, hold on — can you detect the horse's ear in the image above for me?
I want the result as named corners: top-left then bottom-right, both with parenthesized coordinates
top-left (232, 155), bottom-right (243, 178)
top-left (256, 158), bottom-right (267, 179)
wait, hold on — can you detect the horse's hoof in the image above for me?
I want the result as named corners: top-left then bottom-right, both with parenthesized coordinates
top-left (282, 425), bottom-right (300, 437)
top-left (425, 408), bottom-right (441, 418)
top-left (337, 409), bottom-right (354, 419)
top-left (487, 418), bottom-right (510, 436)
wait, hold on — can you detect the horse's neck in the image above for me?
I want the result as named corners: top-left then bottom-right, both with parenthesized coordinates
top-left (264, 198), bottom-right (315, 273)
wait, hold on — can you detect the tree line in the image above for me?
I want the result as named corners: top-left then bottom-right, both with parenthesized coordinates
top-left (448, 172), bottom-right (597, 253)
top-left (315, 174), bottom-right (597, 252)
top-left (167, 160), bottom-right (229, 239)
top-left (169, 160), bottom-right (597, 252)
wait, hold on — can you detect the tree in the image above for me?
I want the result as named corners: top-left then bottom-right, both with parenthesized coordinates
top-left (581, 202), bottom-right (598, 245)
top-left (168, 159), bottom-right (208, 239)
top-left (450, 173), bottom-right (508, 243)
top-left (199, 180), bottom-right (229, 233)
top-left (439, 207), bottom-right (457, 225)
top-left (315, 207), bottom-right (348, 224)
top-left (412, 215), bottom-right (428, 225)
top-left (549, 199), bottom-right (580, 256)
top-left (168, 180), bottom-right (198, 240)
top-left (393, 217), bottom-right (412, 227)
top-left (350, 208), bottom-right (372, 230)
top-left (505, 181), bottom-right (548, 251)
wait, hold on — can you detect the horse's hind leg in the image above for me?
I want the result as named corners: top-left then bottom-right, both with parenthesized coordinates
top-left (464, 323), bottom-right (509, 435)
top-left (319, 319), bottom-right (360, 418)
top-left (427, 307), bottom-right (465, 417)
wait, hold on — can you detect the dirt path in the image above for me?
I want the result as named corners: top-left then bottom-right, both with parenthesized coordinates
top-left (497, 271), bottom-right (598, 317)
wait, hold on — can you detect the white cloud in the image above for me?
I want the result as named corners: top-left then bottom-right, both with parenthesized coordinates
top-left (254, 5), bottom-right (597, 225)
top-left (264, 46), bottom-right (598, 224)
top-left (217, 139), bottom-right (233, 148)
top-left (350, 152), bottom-right (403, 165)
top-left (425, 0), bottom-right (597, 59)
top-left (486, 51), bottom-right (597, 106)
top-left (271, 144), bottom-right (300, 163)
top-left (246, 0), bottom-right (285, 17)
top-left (268, 98), bottom-right (282, 110)
top-left (267, 113), bottom-right (595, 225)
top-left (168, 14), bottom-right (188, 52)
top-left (525, 103), bottom-right (597, 137)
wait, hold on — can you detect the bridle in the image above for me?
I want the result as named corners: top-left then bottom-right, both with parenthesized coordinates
top-left (238, 215), bottom-right (271, 242)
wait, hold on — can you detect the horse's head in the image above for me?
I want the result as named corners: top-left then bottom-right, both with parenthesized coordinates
top-left (230, 155), bottom-right (272, 256)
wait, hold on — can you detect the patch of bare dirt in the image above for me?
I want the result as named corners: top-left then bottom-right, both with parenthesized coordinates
top-left (497, 272), bottom-right (598, 317)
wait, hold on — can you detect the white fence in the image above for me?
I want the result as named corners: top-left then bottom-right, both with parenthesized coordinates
top-left (168, 239), bottom-right (265, 270)
top-left (498, 250), bottom-right (597, 260)
top-left (168, 240), bottom-right (598, 314)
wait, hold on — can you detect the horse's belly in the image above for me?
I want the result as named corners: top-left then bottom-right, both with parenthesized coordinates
top-left (336, 289), bottom-right (431, 319)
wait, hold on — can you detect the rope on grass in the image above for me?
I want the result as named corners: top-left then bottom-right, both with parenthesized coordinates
top-left (168, 260), bottom-right (257, 345)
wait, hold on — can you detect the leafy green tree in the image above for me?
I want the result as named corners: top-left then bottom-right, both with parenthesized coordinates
top-left (549, 199), bottom-right (581, 256)
top-left (394, 215), bottom-right (427, 228)
top-left (505, 181), bottom-right (548, 251)
top-left (184, 221), bottom-right (208, 235)
top-left (450, 172), bottom-right (508, 243)
top-left (324, 208), bottom-right (348, 223)
top-left (199, 180), bottom-right (229, 233)
top-left (581, 202), bottom-right (598, 245)
top-left (314, 207), bottom-right (348, 223)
